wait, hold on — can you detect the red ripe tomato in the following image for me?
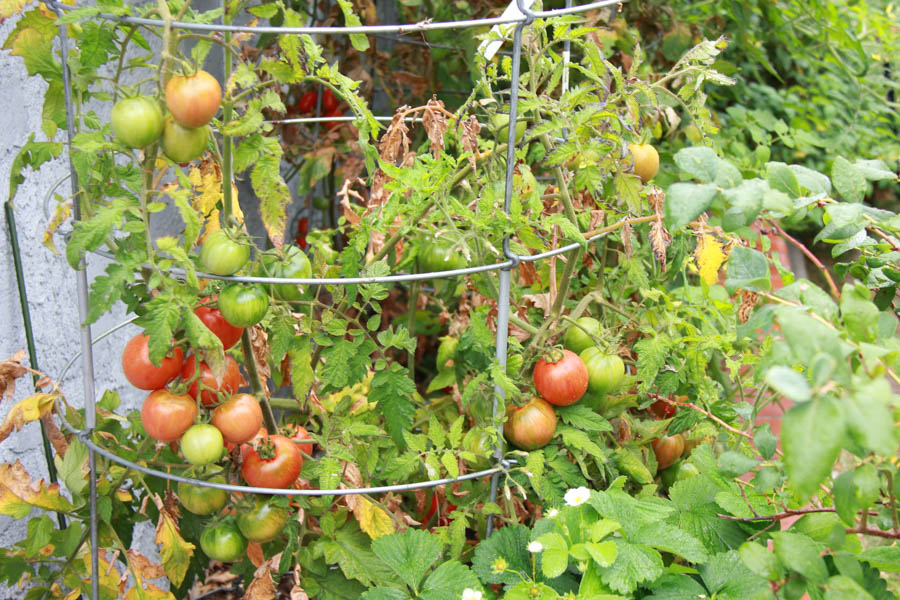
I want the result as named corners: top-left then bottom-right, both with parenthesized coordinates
top-left (227, 426), bottom-right (266, 454)
top-left (324, 107), bottom-right (343, 130)
top-left (241, 434), bottom-right (303, 489)
top-left (194, 305), bottom-right (243, 350)
top-left (182, 354), bottom-right (243, 408)
top-left (211, 394), bottom-right (263, 444)
top-left (288, 424), bottom-right (315, 458)
top-left (322, 88), bottom-right (338, 112)
top-left (165, 70), bottom-right (222, 128)
top-left (533, 349), bottom-right (588, 406)
top-left (652, 434), bottom-right (685, 470)
top-left (504, 397), bottom-right (557, 450)
top-left (122, 334), bottom-right (184, 391)
top-left (297, 217), bottom-right (309, 236)
top-left (649, 396), bottom-right (677, 419)
top-left (140, 390), bottom-right (198, 442)
top-left (297, 91), bottom-right (317, 113)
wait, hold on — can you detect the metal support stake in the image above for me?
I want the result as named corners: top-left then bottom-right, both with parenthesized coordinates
top-left (56, 15), bottom-right (99, 600)
top-left (487, 12), bottom-right (531, 536)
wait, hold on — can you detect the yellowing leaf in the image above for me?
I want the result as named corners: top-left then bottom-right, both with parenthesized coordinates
top-left (126, 550), bottom-right (167, 581)
top-left (0, 393), bottom-right (58, 442)
top-left (151, 494), bottom-right (194, 587)
top-left (0, 460), bottom-right (74, 518)
top-left (125, 581), bottom-right (175, 600)
top-left (43, 197), bottom-right (71, 254)
top-left (352, 496), bottom-right (395, 539)
top-left (0, 0), bottom-right (32, 18)
top-left (189, 159), bottom-right (242, 244)
top-left (694, 234), bottom-right (726, 286)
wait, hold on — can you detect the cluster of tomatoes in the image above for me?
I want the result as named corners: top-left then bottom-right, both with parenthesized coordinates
top-left (291, 87), bottom-right (343, 130)
top-left (123, 301), bottom-right (315, 561)
top-left (110, 69), bottom-right (221, 162)
top-left (504, 317), bottom-right (626, 451)
top-left (197, 230), bottom-right (313, 328)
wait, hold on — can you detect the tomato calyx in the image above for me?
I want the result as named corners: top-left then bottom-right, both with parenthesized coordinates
top-left (253, 436), bottom-right (277, 460)
top-left (540, 347), bottom-right (566, 364)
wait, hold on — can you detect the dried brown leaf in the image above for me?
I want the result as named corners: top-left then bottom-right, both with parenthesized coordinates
top-left (40, 412), bottom-right (67, 458)
top-left (249, 326), bottom-right (271, 392)
top-left (521, 293), bottom-right (552, 317)
top-left (622, 220), bottom-right (633, 259)
top-left (461, 116), bottom-right (482, 174)
top-left (648, 188), bottom-right (671, 271)
top-left (126, 550), bottom-right (166, 581)
top-left (738, 290), bottom-right (758, 324)
top-left (0, 349), bottom-right (28, 402)
top-left (247, 542), bottom-right (265, 568)
top-left (241, 567), bottom-right (277, 600)
top-left (379, 107), bottom-right (411, 164)
top-left (422, 97), bottom-right (447, 159)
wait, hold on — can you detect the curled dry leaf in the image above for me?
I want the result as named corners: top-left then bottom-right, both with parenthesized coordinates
top-left (249, 326), bottom-right (271, 393)
top-left (40, 412), bottom-right (67, 458)
top-left (379, 107), bottom-right (411, 165)
top-left (125, 550), bottom-right (167, 581)
top-left (247, 542), bottom-right (265, 569)
top-left (0, 349), bottom-right (28, 403)
top-left (460, 115), bottom-right (482, 174)
top-left (738, 290), bottom-right (759, 324)
top-left (422, 97), bottom-right (448, 159)
top-left (648, 187), bottom-right (671, 272)
top-left (622, 220), bottom-right (634, 259)
top-left (241, 567), bottom-right (277, 600)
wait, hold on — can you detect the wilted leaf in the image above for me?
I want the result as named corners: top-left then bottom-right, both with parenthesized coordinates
top-left (0, 393), bottom-right (58, 442)
top-left (0, 460), bottom-right (74, 518)
top-left (151, 493), bottom-right (195, 587)
top-left (351, 495), bottom-right (395, 539)
top-left (0, 349), bottom-right (28, 402)
top-left (422, 97), bottom-right (447, 159)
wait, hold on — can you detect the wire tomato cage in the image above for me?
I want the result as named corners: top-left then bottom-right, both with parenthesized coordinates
top-left (46, 0), bottom-right (625, 596)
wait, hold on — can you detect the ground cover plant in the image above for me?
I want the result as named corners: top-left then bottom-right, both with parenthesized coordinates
top-left (0, 0), bottom-right (898, 598)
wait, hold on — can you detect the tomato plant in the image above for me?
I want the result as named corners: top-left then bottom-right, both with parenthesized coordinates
top-left (260, 246), bottom-right (312, 301)
top-left (121, 333), bottom-right (184, 390)
top-left (199, 521), bottom-right (246, 562)
top-left (241, 434), bottom-right (303, 489)
top-left (627, 142), bottom-right (659, 183)
top-left (562, 317), bottom-right (601, 355)
top-left (236, 496), bottom-right (290, 542)
top-left (194, 305), bottom-right (243, 350)
top-left (504, 397), bottom-right (557, 451)
top-left (579, 347), bottom-right (625, 395)
top-left (165, 70), bottom-right (222, 128)
top-left (533, 349), bottom-right (588, 406)
top-left (217, 283), bottom-right (269, 327)
top-left (181, 423), bottom-right (225, 465)
top-left (177, 477), bottom-right (228, 515)
top-left (140, 390), bottom-right (198, 443)
top-left (110, 96), bottom-right (163, 148)
top-left (651, 435), bottom-right (685, 470)
top-left (182, 354), bottom-right (243, 408)
top-left (211, 393), bottom-right (263, 444)
top-left (161, 118), bottom-right (208, 163)
top-left (199, 230), bottom-right (250, 276)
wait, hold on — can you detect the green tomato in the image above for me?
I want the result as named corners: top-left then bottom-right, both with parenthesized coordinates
top-left (462, 429), bottom-right (493, 471)
top-left (579, 347), bottom-right (625, 395)
top-left (177, 476), bottom-right (228, 515)
top-left (200, 521), bottom-right (246, 562)
top-left (312, 196), bottom-right (330, 210)
top-left (236, 497), bottom-right (290, 543)
top-left (418, 238), bottom-right (468, 274)
top-left (181, 424), bottom-right (224, 465)
top-left (218, 284), bottom-right (269, 328)
top-left (110, 96), bottom-right (164, 149)
top-left (271, 246), bottom-right (312, 301)
top-left (563, 317), bottom-right (602, 355)
top-left (491, 113), bottom-right (527, 144)
top-left (199, 230), bottom-right (250, 276)
top-left (161, 117), bottom-right (209, 163)
top-left (659, 460), bottom-right (699, 488)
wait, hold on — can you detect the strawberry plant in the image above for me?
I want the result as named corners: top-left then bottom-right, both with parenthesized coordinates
top-left (0, 0), bottom-right (898, 598)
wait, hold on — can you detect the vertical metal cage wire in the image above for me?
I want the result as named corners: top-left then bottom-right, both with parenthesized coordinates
top-left (48, 0), bottom-right (626, 596)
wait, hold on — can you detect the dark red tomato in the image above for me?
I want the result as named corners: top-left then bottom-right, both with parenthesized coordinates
top-left (211, 393), bottom-right (263, 444)
top-left (177, 477), bottom-right (228, 515)
top-left (182, 354), bottom-right (243, 408)
top-left (228, 426), bottom-right (266, 454)
top-left (161, 117), bottom-right (209, 163)
top-left (236, 497), bottom-right (290, 542)
top-left (652, 434), bottom-right (685, 470)
top-left (324, 107), bottom-right (343, 130)
top-left (288, 424), bottom-right (314, 458)
top-left (165, 70), bottom-right (222, 128)
top-left (194, 305), bottom-right (243, 350)
top-left (297, 91), bottom-right (317, 113)
top-left (295, 236), bottom-right (307, 250)
top-left (533, 349), bottom-right (588, 406)
top-left (321, 88), bottom-right (338, 112)
top-left (422, 494), bottom-right (457, 527)
top-left (200, 521), bottom-right (246, 562)
top-left (297, 217), bottom-right (309, 236)
top-left (504, 397), bottom-right (557, 451)
top-left (241, 434), bottom-right (303, 489)
top-left (140, 390), bottom-right (198, 442)
top-left (122, 334), bottom-right (184, 391)
top-left (649, 397), bottom-right (677, 419)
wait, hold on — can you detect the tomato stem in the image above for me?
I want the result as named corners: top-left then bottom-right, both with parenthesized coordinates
top-left (221, 0), bottom-right (234, 224)
top-left (240, 329), bottom-right (279, 435)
